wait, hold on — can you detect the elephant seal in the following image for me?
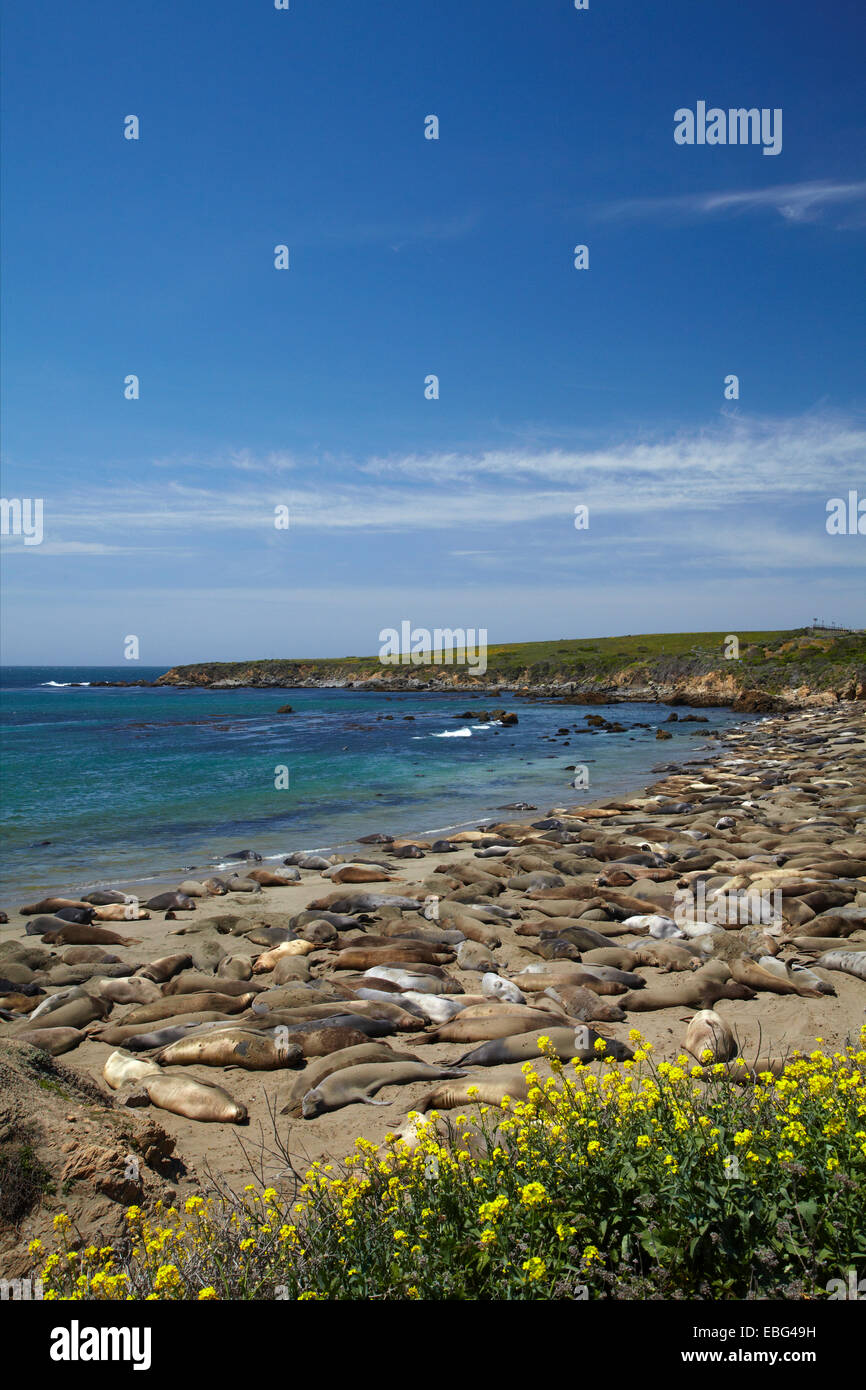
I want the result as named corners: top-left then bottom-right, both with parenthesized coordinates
top-left (154, 1029), bottom-right (304, 1070)
top-left (418, 1067), bottom-right (531, 1112)
top-left (28, 985), bottom-right (88, 1021)
top-left (218, 954), bottom-right (254, 980)
top-left (137, 953), bottom-right (193, 983)
top-left (544, 984), bottom-right (626, 1023)
top-left (138, 1074), bottom-right (248, 1124)
top-left (684, 1009), bottom-right (738, 1063)
top-left (103, 1049), bottom-right (162, 1089)
top-left (364, 967), bottom-right (461, 996)
top-left (307, 891), bottom-right (423, 913)
top-left (288, 1025), bottom-right (374, 1058)
top-left (246, 868), bottom-right (300, 887)
top-left (201, 877), bottom-right (229, 895)
top-left (144, 891), bottom-right (197, 911)
top-left (727, 955), bottom-right (829, 998)
top-left (13, 1026), bottom-right (89, 1055)
top-left (92, 977), bottom-right (162, 1006)
top-left (301, 1060), bottom-right (467, 1118)
top-left (326, 866), bottom-right (395, 884)
top-left (20, 897), bottom-right (92, 916)
top-left (41, 923), bottom-right (140, 947)
top-left (617, 978), bottom-right (755, 1011)
top-left (334, 945), bottom-right (447, 971)
top-left (815, 949), bottom-right (866, 981)
top-left (282, 1042), bottom-right (417, 1110)
top-left (177, 880), bottom-right (212, 898)
top-left (164, 971), bottom-right (263, 997)
top-left (226, 876), bottom-right (261, 894)
top-left (120, 992), bottom-right (256, 1024)
top-left (481, 974), bottom-right (524, 1005)
top-left (12, 993), bottom-right (110, 1030)
top-left (225, 849), bottom-right (262, 861)
top-left (456, 940), bottom-right (497, 972)
top-left (91, 903), bottom-right (150, 921)
top-left (428, 1010), bottom-right (564, 1045)
top-left (52, 906), bottom-right (97, 924)
top-left (395, 992), bottom-right (463, 1024)
top-left (456, 1026), bottom-right (634, 1067)
top-left (98, 1012), bottom-right (232, 1046)
top-left (83, 890), bottom-right (131, 906)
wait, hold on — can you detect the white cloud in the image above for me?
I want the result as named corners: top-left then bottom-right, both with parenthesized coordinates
top-left (599, 180), bottom-right (866, 228)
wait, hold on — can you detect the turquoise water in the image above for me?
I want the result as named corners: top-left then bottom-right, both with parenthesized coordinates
top-left (0, 667), bottom-right (746, 901)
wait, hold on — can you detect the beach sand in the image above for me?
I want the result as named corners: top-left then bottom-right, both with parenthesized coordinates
top-left (2, 702), bottom-right (864, 1263)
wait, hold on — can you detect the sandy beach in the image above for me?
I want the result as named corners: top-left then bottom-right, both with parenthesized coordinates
top-left (2, 700), bottom-right (864, 1272)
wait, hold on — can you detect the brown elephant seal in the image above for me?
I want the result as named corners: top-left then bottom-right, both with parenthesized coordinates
top-left (418, 1067), bottom-right (531, 1112)
top-left (301, 919), bottom-right (338, 946)
top-left (684, 1009), bottom-right (738, 1063)
top-left (727, 955), bottom-right (830, 998)
top-left (12, 993), bottom-right (110, 1031)
top-left (301, 1060), bottom-right (467, 1118)
top-left (98, 1012), bottom-right (231, 1045)
top-left (137, 953), bottom-right (193, 983)
top-left (325, 866), bottom-right (395, 884)
top-left (245, 868), bottom-right (300, 887)
top-left (456, 1026), bottom-right (634, 1067)
top-left (544, 984), bottom-right (626, 1023)
top-left (333, 945), bottom-right (447, 971)
top-left (120, 992), bottom-right (256, 1025)
top-left (289, 1025), bottom-right (374, 1058)
top-left (13, 1026), bottom-right (89, 1055)
top-left (19, 897), bottom-right (93, 916)
top-left (154, 1029), bottom-right (304, 1070)
top-left (427, 1010), bottom-right (565, 1045)
top-left (217, 954), bottom-right (254, 980)
top-left (617, 978), bottom-right (755, 1011)
top-left (177, 880), bottom-right (212, 897)
top-left (138, 1073), bottom-right (248, 1124)
top-left (456, 940), bottom-right (498, 972)
top-left (163, 971), bottom-right (263, 997)
top-left (41, 923), bottom-right (140, 947)
top-left (629, 941), bottom-right (703, 972)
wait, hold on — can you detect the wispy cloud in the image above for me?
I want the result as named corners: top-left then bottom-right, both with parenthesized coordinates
top-left (598, 180), bottom-right (866, 228)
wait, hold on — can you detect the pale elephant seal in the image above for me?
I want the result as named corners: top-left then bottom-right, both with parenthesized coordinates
top-left (363, 967), bottom-right (461, 996)
top-left (154, 1029), bottom-right (303, 1070)
top-left (301, 1060), bottom-right (467, 1118)
top-left (139, 1073), bottom-right (248, 1124)
top-left (456, 1026), bottom-right (634, 1067)
top-left (13, 1026), bottom-right (89, 1055)
top-left (684, 1009), bottom-right (738, 1064)
top-left (815, 949), bottom-right (866, 981)
top-left (418, 1067), bottom-right (531, 1112)
top-left (28, 984), bottom-right (87, 1021)
top-left (481, 974), bottom-right (524, 1004)
top-left (93, 977), bottom-right (162, 1006)
top-left (91, 904), bottom-right (150, 921)
top-left (252, 941), bottom-right (314, 972)
top-left (103, 1049), bottom-right (162, 1089)
top-left (144, 892), bottom-right (197, 911)
top-left (398, 992), bottom-right (464, 1024)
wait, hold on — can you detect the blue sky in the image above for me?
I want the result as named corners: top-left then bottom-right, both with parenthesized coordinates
top-left (1, 0), bottom-right (864, 665)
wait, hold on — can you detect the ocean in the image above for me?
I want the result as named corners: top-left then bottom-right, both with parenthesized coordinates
top-left (0, 667), bottom-right (751, 901)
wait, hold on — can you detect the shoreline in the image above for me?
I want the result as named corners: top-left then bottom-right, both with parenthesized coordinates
top-left (1, 699), bottom-right (864, 1270)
